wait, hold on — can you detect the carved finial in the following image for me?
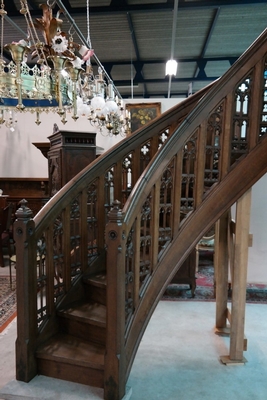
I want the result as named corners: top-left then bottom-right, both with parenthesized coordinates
top-left (112, 199), bottom-right (121, 210)
top-left (107, 200), bottom-right (123, 223)
top-left (15, 199), bottom-right (33, 221)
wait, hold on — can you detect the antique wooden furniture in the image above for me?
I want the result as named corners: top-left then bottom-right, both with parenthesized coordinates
top-left (0, 204), bottom-right (13, 286)
top-left (171, 250), bottom-right (196, 297)
top-left (47, 130), bottom-right (96, 196)
top-left (0, 178), bottom-right (49, 217)
top-left (0, 195), bottom-right (9, 208)
top-left (195, 232), bottom-right (215, 272)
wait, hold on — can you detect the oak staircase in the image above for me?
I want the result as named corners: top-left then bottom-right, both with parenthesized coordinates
top-left (14, 28), bottom-right (267, 400)
top-left (35, 274), bottom-right (107, 388)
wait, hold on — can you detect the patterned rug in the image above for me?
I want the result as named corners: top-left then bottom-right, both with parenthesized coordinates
top-left (0, 276), bottom-right (17, 333)
top-left (163, 254), bottom-right (267, 303)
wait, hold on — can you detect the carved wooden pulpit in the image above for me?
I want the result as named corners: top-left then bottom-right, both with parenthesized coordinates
top-left (47, 129), bottom-right (96, 197)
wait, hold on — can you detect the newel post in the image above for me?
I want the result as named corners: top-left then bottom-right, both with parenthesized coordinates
top-left (104, 200), bottom-right (127, 400)
top-left (14, 199), bottom-right (38, 382)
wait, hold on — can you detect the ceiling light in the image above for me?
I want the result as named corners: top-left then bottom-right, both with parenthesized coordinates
top-left (165, 59), bottom-right (178, 76)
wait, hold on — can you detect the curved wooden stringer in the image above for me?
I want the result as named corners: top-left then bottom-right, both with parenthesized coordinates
top-left (123, 134), bottom-right (267, 381)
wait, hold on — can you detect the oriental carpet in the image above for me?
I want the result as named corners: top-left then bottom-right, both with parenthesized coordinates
top-left (163, 254), bottom-right (267, 303)
top-left (0, 276), bottom-right (16, 333)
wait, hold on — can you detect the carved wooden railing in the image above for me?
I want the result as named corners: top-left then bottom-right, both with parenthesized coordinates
top-left (14, 27), bottom-right (267, 400)
top-left (14, 83), bottom-right (208, 383)
top-left (104, 28), bottom-right (267, 398)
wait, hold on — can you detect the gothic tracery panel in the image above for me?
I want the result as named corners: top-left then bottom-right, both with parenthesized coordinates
top-left (180, 132), bottom-right (197, 216)
top-left (87, 181), bottom-right (98, 261)
top-left (70, 197), bottom-right (82, 280)
top-left (53, 213), bottom-right (65, 302)
top-left (122, 153), bottom-right (133, 204)
top-left (36, 233), bottom-right (47, 330)
top-left (158, 158), bottom-right (174, 255)
top-left (231, 76), bottom-right (251, 164)
top-left (260, 59), bottom-right (267, 138)
top-left (139, 196), bottom-right (152, 292)
top-left (125, 226), bottom-right (135, 330)
top-left (204, 103), bottom-right (223, 189)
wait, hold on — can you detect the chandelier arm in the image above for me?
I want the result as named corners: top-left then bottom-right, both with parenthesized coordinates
top-left (21, 0), bottom-right (49, 67)
top-left (55, 0), bottom-right (122, 100)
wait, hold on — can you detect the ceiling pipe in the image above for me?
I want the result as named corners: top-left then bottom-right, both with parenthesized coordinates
top-left (167, 0), bottom-right (179, 98)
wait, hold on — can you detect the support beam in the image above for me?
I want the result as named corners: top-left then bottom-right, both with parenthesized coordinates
top-left (215, 212), bottom-right (229, 332)
top-left (220, 188), bottom-right (252, 365)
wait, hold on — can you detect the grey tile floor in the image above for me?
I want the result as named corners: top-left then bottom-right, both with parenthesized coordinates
top-left (0, 301), bottom-right (267, 399)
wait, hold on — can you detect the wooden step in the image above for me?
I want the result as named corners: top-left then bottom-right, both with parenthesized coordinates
top-left (36, 333), bottom-right (105, 388)
top-left (83, 273), bottom-right (107, 305)
top-left (58, 301), bottom-right (106, 345)
top-left (83, 273), bottom-right (107, 288)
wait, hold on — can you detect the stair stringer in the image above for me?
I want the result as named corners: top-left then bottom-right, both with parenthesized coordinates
top-left (123, 133), bottom-right (267, 381)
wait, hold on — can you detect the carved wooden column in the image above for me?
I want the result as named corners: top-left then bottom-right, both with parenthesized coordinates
top-left (14, 200), bottom-right (37, 382)
top-left (47, 130), bottom-right (96, 197)
top-left (104, 200), bottom-right (126, 400)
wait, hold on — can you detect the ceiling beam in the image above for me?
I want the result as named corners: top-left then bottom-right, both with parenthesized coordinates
top-left (193, 7), bottom-right (221, 78)
top-left (116, 76), bottom-right (218, 85)
top-left (101, 56), bottom-right (238, 68)
top-left (5, 0), bottom-right (267, 17)
top-left (126, 11), bottom-right (148, 97)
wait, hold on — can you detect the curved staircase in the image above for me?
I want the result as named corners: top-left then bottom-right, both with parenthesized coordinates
top-left (14, 27), bottom-right (267, 400)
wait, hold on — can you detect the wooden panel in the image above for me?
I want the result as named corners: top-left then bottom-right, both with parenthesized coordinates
top-left (0, 178), bottom-right (49, 217)
top-left (47, 130), bottom-right (96, 196)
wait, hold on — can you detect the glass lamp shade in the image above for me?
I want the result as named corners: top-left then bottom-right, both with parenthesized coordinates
top-left (105, 99), bottom-right (118, 113)
top-left (91, 95), bottom-right (105, 111)
top-left (77, 96), bottom-right (90, 116)
top-left (96, 107), bottom-right (108, 119)
top-left (165, 59), bottom-right (178, 76)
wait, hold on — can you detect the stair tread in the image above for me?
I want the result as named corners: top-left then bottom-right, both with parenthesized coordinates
top-left (36, 333), bottom-right (105, 370)
top-left (83, 273), bottom-right (107, 288)
top-left (58, 301), bottom-right (106, 327)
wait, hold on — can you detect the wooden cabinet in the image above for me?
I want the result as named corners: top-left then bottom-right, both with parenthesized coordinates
top-left (171, 250), bottom-right (196, 297)
top-left (47, 130), bottom-right (96, 197)
top-left (0, 178), bottom-right (49, 218)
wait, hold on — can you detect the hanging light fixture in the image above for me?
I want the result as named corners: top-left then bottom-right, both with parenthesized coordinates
top-left (165, 0), bottom-right (179, 98)
top-left (165, 59), bottom-right (178, 76)
top-left (0, 0), bottom-right (131, 136)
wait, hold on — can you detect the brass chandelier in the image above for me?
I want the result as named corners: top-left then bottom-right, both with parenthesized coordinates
top-left (0, 0), bottom-right (131, 136)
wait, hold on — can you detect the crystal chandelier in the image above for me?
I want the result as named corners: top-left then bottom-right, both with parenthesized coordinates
top-left (0, 0), bottom-right (131, 136)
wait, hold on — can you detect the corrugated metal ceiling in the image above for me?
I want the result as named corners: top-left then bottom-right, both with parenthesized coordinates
top-left (1, 0), bottom-right (267, 98)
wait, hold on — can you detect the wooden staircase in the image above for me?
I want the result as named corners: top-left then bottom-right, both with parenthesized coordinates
top-left (36, 274), bottom-right (107, 388)
top-left (14, 27), bottom-right (267, 400)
